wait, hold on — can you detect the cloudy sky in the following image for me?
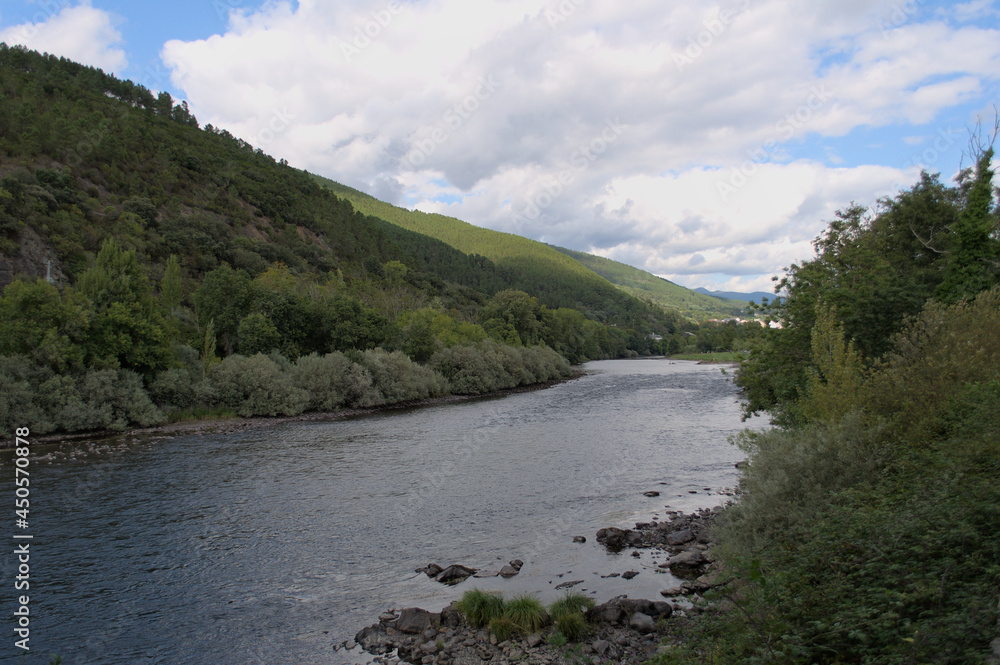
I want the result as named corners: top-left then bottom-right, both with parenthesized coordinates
top-left (2, 0), bottom-right (999, 292)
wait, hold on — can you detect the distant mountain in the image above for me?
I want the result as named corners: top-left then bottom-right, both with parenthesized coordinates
top-left (694, 287), bottom-right (776, 304)
top-left (550, 247), bottom-right (747, 319)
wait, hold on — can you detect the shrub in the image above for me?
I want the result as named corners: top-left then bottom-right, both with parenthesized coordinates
top-left (0, 355), bottom-right (52, 435)
top-left (78, 368), bottom-right (165, 431)
top-left (292, 352), bottom-right (375, 411)
top-left (356, 348), bottom-right (449, 404)
top-left (209, 353), bottom-right (308, 417)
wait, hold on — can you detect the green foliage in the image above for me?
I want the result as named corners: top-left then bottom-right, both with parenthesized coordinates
top-left (797, 304), bottom-right (863, 425)
top-left (504, 594), bottom-right (548, 633)
top-left (237, 312), bottom-right (281, 355)
top-left (429, 340), bottom-right (570, 395)
top-left (291, 352), bottom-right (375, 411)
top-left (684, 287), bottom-right (1000, 664)
top-left (548, 592), bottom-right (596, 622)
top-left (0, 278), bottom-right (89, 371)
top-left (488, 617), bottom-right (517, 643)
top-left (553, 612), bottom-right (589, 642)
top-left (455, 589), bottom-right (506, 629)
top-left (208, 353), bottom-right (308, 417)
top-left (354, 348), bottom-right (448, 405)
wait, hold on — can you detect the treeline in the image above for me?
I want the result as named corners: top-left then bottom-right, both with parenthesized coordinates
top-left (0, 342), bottom-right (571, 435)
top-left (662, 148), bottom-right (1000, 663)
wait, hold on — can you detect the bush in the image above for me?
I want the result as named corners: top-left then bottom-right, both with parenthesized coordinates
top-left (356, 348), bottom-right (448, 405)
top-left (78, 369), bottom-right (165, 431)
top-left (209, 353), bottom-right (308, 417)
top-left (488, 617), bottom-right (517, 642)
top-left (0, 355), bottom-right (52, 435)
top-left (292, 352), bottom-right (374, 411)
top-left (554, 612), bottom-right (589, 642)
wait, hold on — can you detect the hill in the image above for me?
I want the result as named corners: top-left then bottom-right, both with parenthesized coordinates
top-left (315, 177), bottom-right (722, 323)
top-left (549, 246), bottom-right (746, 319)
top-left (693, 287), bottom-right (774, 304)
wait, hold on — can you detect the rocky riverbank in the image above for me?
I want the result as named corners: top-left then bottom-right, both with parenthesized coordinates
top-left (346, 507), bottom-right (729, 665)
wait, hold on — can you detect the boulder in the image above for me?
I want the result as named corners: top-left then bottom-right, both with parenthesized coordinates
top-left (629, 612), bottom-right (656, 634)
top-left (666, 528), bottom-right (694, 546)
top-left (436, 564), bottom-right (477, 585)
top-left (416, 563), bottom-right (443, 577)
top-left (596, 527), bottom-right (630, 550)
top-left (499, 564), bottom-right (520, 578)
top-left (622, 570), bottom-right (639, 580)
top-left (666, 549), bottom-right (707, 575)
top-left (355, 624), bottom-right (390, 653)
top-left (572, 536), bottom-right (587, 543)
top-left (394, 608), bottom-right (441, 634)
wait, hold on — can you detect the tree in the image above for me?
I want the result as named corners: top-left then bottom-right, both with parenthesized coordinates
top-left (0, 279), bottom-right (90, 371)
top-left (936, 148), bottom-right (999, 302)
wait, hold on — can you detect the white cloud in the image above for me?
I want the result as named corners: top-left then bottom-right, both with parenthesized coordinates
top-left (159, 0), bottom-right (1000, 291)
top-left (0, 2), bottom-right (127, 73)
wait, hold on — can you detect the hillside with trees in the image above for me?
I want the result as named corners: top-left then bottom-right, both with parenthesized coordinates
top-left (0, 45), bottom-right (686, 436)
top-left (661, 138), bottom-right (1000, 664)
top-left (549, 245), bottom-right (747, 319)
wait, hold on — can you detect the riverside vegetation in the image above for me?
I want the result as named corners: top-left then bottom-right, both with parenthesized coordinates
top-left (658, 139), bottom-right (1000, 663)
top-left (0, 46), bottom-right (760, 437)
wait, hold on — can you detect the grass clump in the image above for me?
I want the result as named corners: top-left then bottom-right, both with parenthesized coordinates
top-left (554, 612), bottom-right (589, 642)
top-left (488, 616), bottom-right (517, 642)
top-left (548, 592), bottom-right (594, 643)
top-left (504, 594), bottom-right (548, 633)
top-left (548, 592), bottom-right (595, 622)
top-left (455, 589), bottom-right (505, 629)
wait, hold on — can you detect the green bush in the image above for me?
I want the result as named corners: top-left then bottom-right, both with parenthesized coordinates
top-left (0, 355), bottom-right (52, 435)
top-left (356, 348), bottom-right (449, 404)
top-left (78, 369), bottom-right (165, 431)
top-left (488, 616), bottom-right (517, 642)
top-left (292, 352), bottom-right (375, 411)
top-left (554, 612), bottom-right (589, 642)
top-left (209, 353), bottom-right (308, 417)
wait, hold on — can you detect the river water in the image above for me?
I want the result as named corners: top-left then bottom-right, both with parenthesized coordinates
top-left (1, 358), bottom-right (762, 664)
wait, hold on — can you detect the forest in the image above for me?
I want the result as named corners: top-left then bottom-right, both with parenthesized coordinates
top-left (659, 135), bottom-right (1000, 663)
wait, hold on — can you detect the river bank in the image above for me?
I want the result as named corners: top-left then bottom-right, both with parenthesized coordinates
top-left (347, 507), bottom-right (730, 665)
top-left (19, 370), bottom-right (586, 448)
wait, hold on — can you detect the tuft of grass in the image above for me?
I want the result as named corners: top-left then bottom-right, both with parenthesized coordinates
top-left (549, 592), bottom-right (595, 622)
top-left (554, 612), bottom-right (589, 642)
top-left (455, 589), bottom-right (506, 628)
top-left (489, 616), bottom-right (517, 643)
top-left (505, 594), bottom-right (548, 633)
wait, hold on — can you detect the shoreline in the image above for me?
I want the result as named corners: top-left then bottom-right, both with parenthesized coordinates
top-left (349, 508), bottom-right (728, 665)
top-left (19, 370), bottom-right (587, 448)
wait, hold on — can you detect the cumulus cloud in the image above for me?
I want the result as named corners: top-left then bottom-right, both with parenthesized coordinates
top-left (0, 2), bottom-right (127, 73)
top-left (160, 0), bottom-right (1000, 290)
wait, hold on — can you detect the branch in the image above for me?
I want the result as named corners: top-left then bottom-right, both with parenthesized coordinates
top-left (909, 219), bottom-right (948, 255)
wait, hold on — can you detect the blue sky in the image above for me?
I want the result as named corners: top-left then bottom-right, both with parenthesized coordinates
top-left (2, 0), bottom-right (998, 292)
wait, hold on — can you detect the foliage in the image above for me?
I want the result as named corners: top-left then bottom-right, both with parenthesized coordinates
top-left (291, 352), bottom-right (375, 411)
top-left (208, 353), bottom-right (308, 417)
top-left (548, 592), bottom-right (596, 622)
top-left (503, 594), bottom-right (549, 633)
top-left (553, 612), bottom-right (589, 642)
top-left (455, 589), bottom-right (506, 629)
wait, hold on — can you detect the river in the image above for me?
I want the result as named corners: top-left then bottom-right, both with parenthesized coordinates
top-left (1, 358), bottom-right (762, 664)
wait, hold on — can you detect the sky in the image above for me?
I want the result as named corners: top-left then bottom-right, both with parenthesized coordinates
top-left (1, 0), bottom-right (999, 293)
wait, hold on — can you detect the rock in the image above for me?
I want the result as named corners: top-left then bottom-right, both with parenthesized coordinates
top-left (660, 586), bottom-right (684, 597)
top-left (572, 536), bottom-right (586, 543)
top-left (735, 460), bottom-right (748, 469)
top-left (592, 639), bottom-right (610, 656)
top-left (356, 624), bottom-right (390, 653)
top-left (436, 565), bottom-right (477, 585)
top-left (509, 559), bottom-right (523, 570)
top-left (417, 563), bottom-right (444, 577)
top-left (499, 564), bottom-right (520, 578)
top-left (588, 599), bottom-right (626, 624)
top-left (472, 569), bottom-right (499, 578)
top-left (666, 549), bottom-right (707, 575)
top-left (555, 579), bottom-right (584, 590)
top-left (665, 528), bottom-right (694, 546)
top-left (344, 640), bottom-right (357, 650)
top-left (419, 641), bottom-right (439, 655)
top-left (596, 527), bottom-right (628, 550)
top-left (643, 491), bottom-right (660, 497)
top-left (394, 608), bottom-right (441, 634)
top-left (629, 612), bottom-right (657, 634)
top-left (631, 550), bottom-right (641, 558)
top-left (622, 570), bottom-right (639, 580)
top-left (526, 633), bottom-right (543, 648)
